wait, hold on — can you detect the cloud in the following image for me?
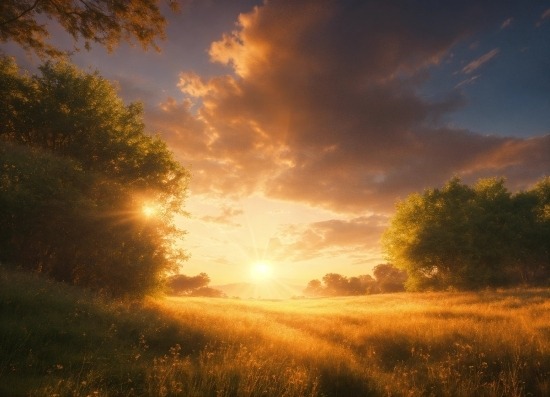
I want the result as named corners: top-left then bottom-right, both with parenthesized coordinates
top-left (458, 134), bottom-right (550, 189)
top-left (177, 72), bottom-right (212, 97)
top-left (501, 18), bottom-right (513, 29)
top-left (455, 74), bottom-right (480, 88)
top-left (200, 205), bottom-right (244, 226)
top-left (269, 215), bottom-right (388, 262)
top-left (536, 8), bottom-right (550, 27)
top-left (148, 0), bottom-right (548, 215)
top-left (145, 96), bottom-right (269, 198)
top-left (461, 48), bottom-right (500, 74)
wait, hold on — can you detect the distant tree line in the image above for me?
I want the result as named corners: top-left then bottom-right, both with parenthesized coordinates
top-left (166, 273), bottom-right (226, 298)
top-left (303, 263), bottom-right (407, 297)
top-left (383, 177), bottom-right (550, 291)
top-left (0, 57), bottom-right (189, 296)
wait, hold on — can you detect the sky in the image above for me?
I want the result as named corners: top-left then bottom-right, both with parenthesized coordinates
top-left (3, 0), bottom-right (550, 293)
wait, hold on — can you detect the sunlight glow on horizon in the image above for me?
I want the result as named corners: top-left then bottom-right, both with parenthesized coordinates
top-left (178, 194), bottom-right (385, 287)
top-left (250, 261), bottom-right (274, 281)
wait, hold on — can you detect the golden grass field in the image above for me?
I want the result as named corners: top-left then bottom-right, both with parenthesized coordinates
top-left (1, 269), bottom-right (549, 396)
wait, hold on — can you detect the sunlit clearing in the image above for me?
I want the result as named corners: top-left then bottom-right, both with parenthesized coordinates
top-left (142, 203), bottom-right (159, 218)
top-left (250, 261), bottom-right (273, 281)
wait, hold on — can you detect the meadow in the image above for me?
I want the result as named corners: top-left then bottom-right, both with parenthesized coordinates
top-left (1, 268), bottom-right (549, 396)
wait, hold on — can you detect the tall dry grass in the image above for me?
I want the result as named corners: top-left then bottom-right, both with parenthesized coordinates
top-left (1, 268), bottom-right (549, 396)
top-left (153, 290), bottom-right (550, 396)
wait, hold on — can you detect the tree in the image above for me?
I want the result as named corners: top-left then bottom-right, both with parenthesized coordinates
top-left (1, 58), bottom-right (185, 201)
top-left (372, 263), bottom-right (407, 293)
top-left (303, 273), bottom-right (379, 297)
top-left (357, 274), bottom-right (378, 294)
top-left (532, 177), bottom-right (550, 281)
top-left (322, 273), bottom-right (352, 296)
top-left (348, 276), bottom-right (365, 295)
top-left (382, 177), bottom-right (550, 290)
top-left (166, 273), bottom-right (226, 297)
top-left (0, 57), bottom-right (189, 296)
top-left (0, 0), bottom-right (178, 57)
top-left (303, 279), bottom-right (324, 297)
top-left (167, 273), bottom-right (210, 294)
top-left (511, 177), bottom-right (550, 283)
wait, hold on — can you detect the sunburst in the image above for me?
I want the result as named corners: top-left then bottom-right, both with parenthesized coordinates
top-left (250, 261), bottom-right (273, 281)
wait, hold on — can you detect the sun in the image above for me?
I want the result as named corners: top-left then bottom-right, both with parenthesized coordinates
top-left (142, 203), bottom-right (158, 218)
top-left (250, 261), bottom-right (274, 281)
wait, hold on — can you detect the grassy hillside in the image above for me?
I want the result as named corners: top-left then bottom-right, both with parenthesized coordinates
top-left (1, 268), bottom-right (549, 396)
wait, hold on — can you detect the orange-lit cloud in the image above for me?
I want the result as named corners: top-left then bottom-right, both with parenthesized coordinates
top-left (200, 205), bottom-right (244, 226)
top-left (148, 0), bottom-right (548, 217)
top-left (459, 135), bottom-right (550, 189)
top-left (269, 215), bottom-right (388, 263)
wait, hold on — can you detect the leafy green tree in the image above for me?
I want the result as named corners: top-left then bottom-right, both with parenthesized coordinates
top-left (0, 144), bottom-right (91, 277)
top-left (2, 59), bottom-right (184, 201)
top-left (511, 177), bottom-right (550, 283)
top-left (532, 177), bottom-right (550, 280)
top-left (0, 0), bottom-right (178, 57)
top-left (0, 57), bottom-right (189, 296)
top-left (383, 177), bottom-right (550, 290)
top-left (382, 178), bottom-right (471, 290)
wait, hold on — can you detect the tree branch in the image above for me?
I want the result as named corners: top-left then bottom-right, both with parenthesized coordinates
top-left (0, 0), bottom-right (42, 27)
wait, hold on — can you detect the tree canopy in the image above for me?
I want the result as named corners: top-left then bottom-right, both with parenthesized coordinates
top-left (0, 57), bottom-right (189, 296)
top-left (382, 177), bottom-right (550, 291)
top-left (303, 264), bottom-right (407, 297)
top-left (166, 273), bottom-right (226, 297)
top-left (0, 0), bottom-right (177, 57)
top-left (372, 263), bottom-right (407, 293)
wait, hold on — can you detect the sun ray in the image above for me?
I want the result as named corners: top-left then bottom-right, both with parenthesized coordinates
top-left (250, 261), bottom-right (273, 281)
top-left (142, 203), bottom-right (158, 217)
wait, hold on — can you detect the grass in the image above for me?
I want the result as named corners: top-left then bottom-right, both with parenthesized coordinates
top-left (1, 268), bottom-right (549, 396)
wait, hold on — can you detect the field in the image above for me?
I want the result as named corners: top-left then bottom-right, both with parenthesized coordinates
top-left (1, 269), bottom-right (549, 396)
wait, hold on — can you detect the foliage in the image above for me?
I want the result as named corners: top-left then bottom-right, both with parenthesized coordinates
top-left (2, 268), bottom-right (549, 397)
top-left (512, 177), bottom-right (550, 282)
top-left (303, 268), bottom-right (405, 297)
top-left (304, 279), bottom-right (325, 296)
top-left (0, 57), bottom-right (189, 296)
top-left (372, 263), bottom-right (407, 293)
top-left (167, 273), bottom-right (226, 297)
top-left (303, 273), bottom-right (364, 296)
top-left (0, 0), bottom-right (178, 57)
top-left (383, 177), bottom-right (550, 290)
